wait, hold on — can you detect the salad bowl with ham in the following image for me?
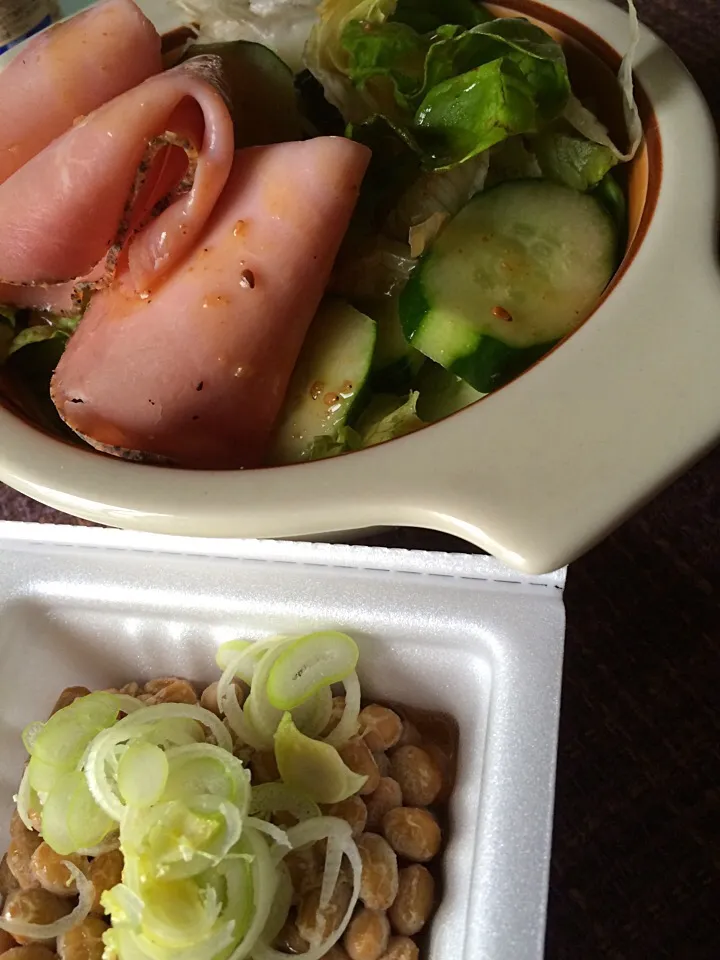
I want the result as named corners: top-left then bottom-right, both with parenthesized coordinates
top-left (0, 0), bottom-right (718, 575)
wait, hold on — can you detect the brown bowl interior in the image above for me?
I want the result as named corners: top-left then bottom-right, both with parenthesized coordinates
top-left (0, 1), bottom-right (662, 453)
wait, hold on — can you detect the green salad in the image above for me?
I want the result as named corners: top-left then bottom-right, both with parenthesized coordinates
top-left (0, 0), bottom-right (641, 465)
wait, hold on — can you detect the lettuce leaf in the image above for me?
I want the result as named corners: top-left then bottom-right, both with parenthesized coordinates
top-left (8, 326), bottom-right (69, 356)
top-left (341, 20), bottom-right (429, 113)
top-left (304, 0), bottom-right (398, 122)
top-left (531, 125), bottom-right (617, 191)
top-left (340, 15), bottom-right (570, 122)
top-left (418, 17), bottom-right (570, 110)
top-left (309, 0), bottom-right (641, 179)
top-left (338, 16), bottom-right (570, 169)
top-left (332, 234), bottom-right (416, 300)
top-left (391, 0), bottom-right (493, 33)
top-left (307, 426), bottom-right (362, 461)
top-left (415, 57), bottom-right (554, 169)
top-left (356, 391), bottom-right (422, 446)
top-left (593, 172), bottom-right (628, 252)
top-left (309, 392), bottom-right (422, 458)
top-left (486, 136), bottom-right (542, 186)
top-left (2, 314), bottom-right (80, 363)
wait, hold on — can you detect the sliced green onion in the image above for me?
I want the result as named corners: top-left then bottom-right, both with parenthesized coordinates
top-left (67, 773), bottom-right (116, 851)
top-left (140, 878), bottom-right (223, 948)
top-left (75, 833), bottom-right (120, 857)
top-left (215, 640), bottom-right (252, 673)
top-left (144, 719), bottom-right (205, 748)
top-left (259, 861), bottom-right (292, 948)
top-left (123, 796), bottom-right (243, 881)
top-left (291, 686), bottom-right (333, 740)
top-left (163, 745), bottom-right (250, 811)
top-left (274, 713), bottom-right (367, 804)
top-left (241, 639), bottom-right (297, 748)
top-left (213, 856), bottom-right (255, 954)
top-left (224, 827), bottom-right (278, 960)
top-left (281, 816), bottom-right (352, 854)
top-left (216, 638), bottom-right (283, 681)
top-left (85, 704), bottom-right (232, 820)
top-left (217, 651), bottom-right (271, 752)
top-left (245, 817), bottom-right (290, 850)
top-left (323, 671), bottom-right (361, 748)
top-left (101, 883), bottom-right (144, 928)
top-left (41, 771), bottom-right (85, 855)
top-left (22, 721), bottom-right (44, 755)
top-left (32, 713), bottom-right (102, 768)
top-left (258, 821), bottom-right (362, 960)
top-left (266, 632), bottom-right (359, 710)
top-left (41, 769), bottom-right (114, 854)
top-left (15, 765), bottom-right (38, 831)
top-left (117, 742), bottom-right (169, 808)
top-left (320, 828), bottom-right (344, 911)
top-left (27, 755), bottom-right (63, 799)
top-left (113, 695), bottom-right (147, 716)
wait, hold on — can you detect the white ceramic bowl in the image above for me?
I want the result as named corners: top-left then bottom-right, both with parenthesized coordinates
top-left (1, 0), bottom-right (719, 574)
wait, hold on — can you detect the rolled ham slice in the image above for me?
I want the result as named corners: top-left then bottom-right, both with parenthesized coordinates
top-left (0, 58), bottom-right (234, 294)
top-left (0, 0), bottom-right (162, 186)
top-left (51, 137), bottom-right (371, 469)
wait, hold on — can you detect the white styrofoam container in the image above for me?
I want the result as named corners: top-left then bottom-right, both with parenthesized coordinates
top-left (0, 523), bottom-right (566, 960)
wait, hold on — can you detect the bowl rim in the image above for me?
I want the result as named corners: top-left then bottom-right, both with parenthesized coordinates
top-left (1, 0), bottom-right (719, 574)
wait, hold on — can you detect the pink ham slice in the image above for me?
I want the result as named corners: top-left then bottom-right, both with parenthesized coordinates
top-left (0, 59), bottom-right (234, 295)
top-left (51, 137), bottom-right (371, 469)
top-left (0, 0), bottom-right (162, 186)
top-left (0, 281), bottom-right (77, 315)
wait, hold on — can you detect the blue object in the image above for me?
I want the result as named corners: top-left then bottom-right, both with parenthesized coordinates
top-left (0, 14), bottom-right (52, 56)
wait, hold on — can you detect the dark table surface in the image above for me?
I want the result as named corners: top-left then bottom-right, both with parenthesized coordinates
top-left (2, 1), bottom-right (720, 957)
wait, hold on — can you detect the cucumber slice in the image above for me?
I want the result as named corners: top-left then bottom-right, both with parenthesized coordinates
top-left (415, 362), bottom-right (486, 423)
top-left (400, 180), bottom-right (618, 393)
top-left (367, 297), bottom-right (424, 392)
top-left (183, 41), bottom-right (306, 148)
top-left (271, 299), bottom-right (376, 465)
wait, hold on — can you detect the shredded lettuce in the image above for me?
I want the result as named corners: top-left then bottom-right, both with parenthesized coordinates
top-left (562, 0), bottom-right (642, 161)
top-left (306, 393), bottom-right (422, 457)
top-left (386, 149), bottom-right (490, 242)
top-left (171, 0), bottom-right (321, 72)
top-left (332, 235), bottom-right (416, 300)
top-left (307, 426), bottom-right (362, 461)
top-left (356, 390), bottom-right (422, 446)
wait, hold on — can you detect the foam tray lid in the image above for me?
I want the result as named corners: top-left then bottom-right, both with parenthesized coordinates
top-left (0, 523), bottom-right (566, 959)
